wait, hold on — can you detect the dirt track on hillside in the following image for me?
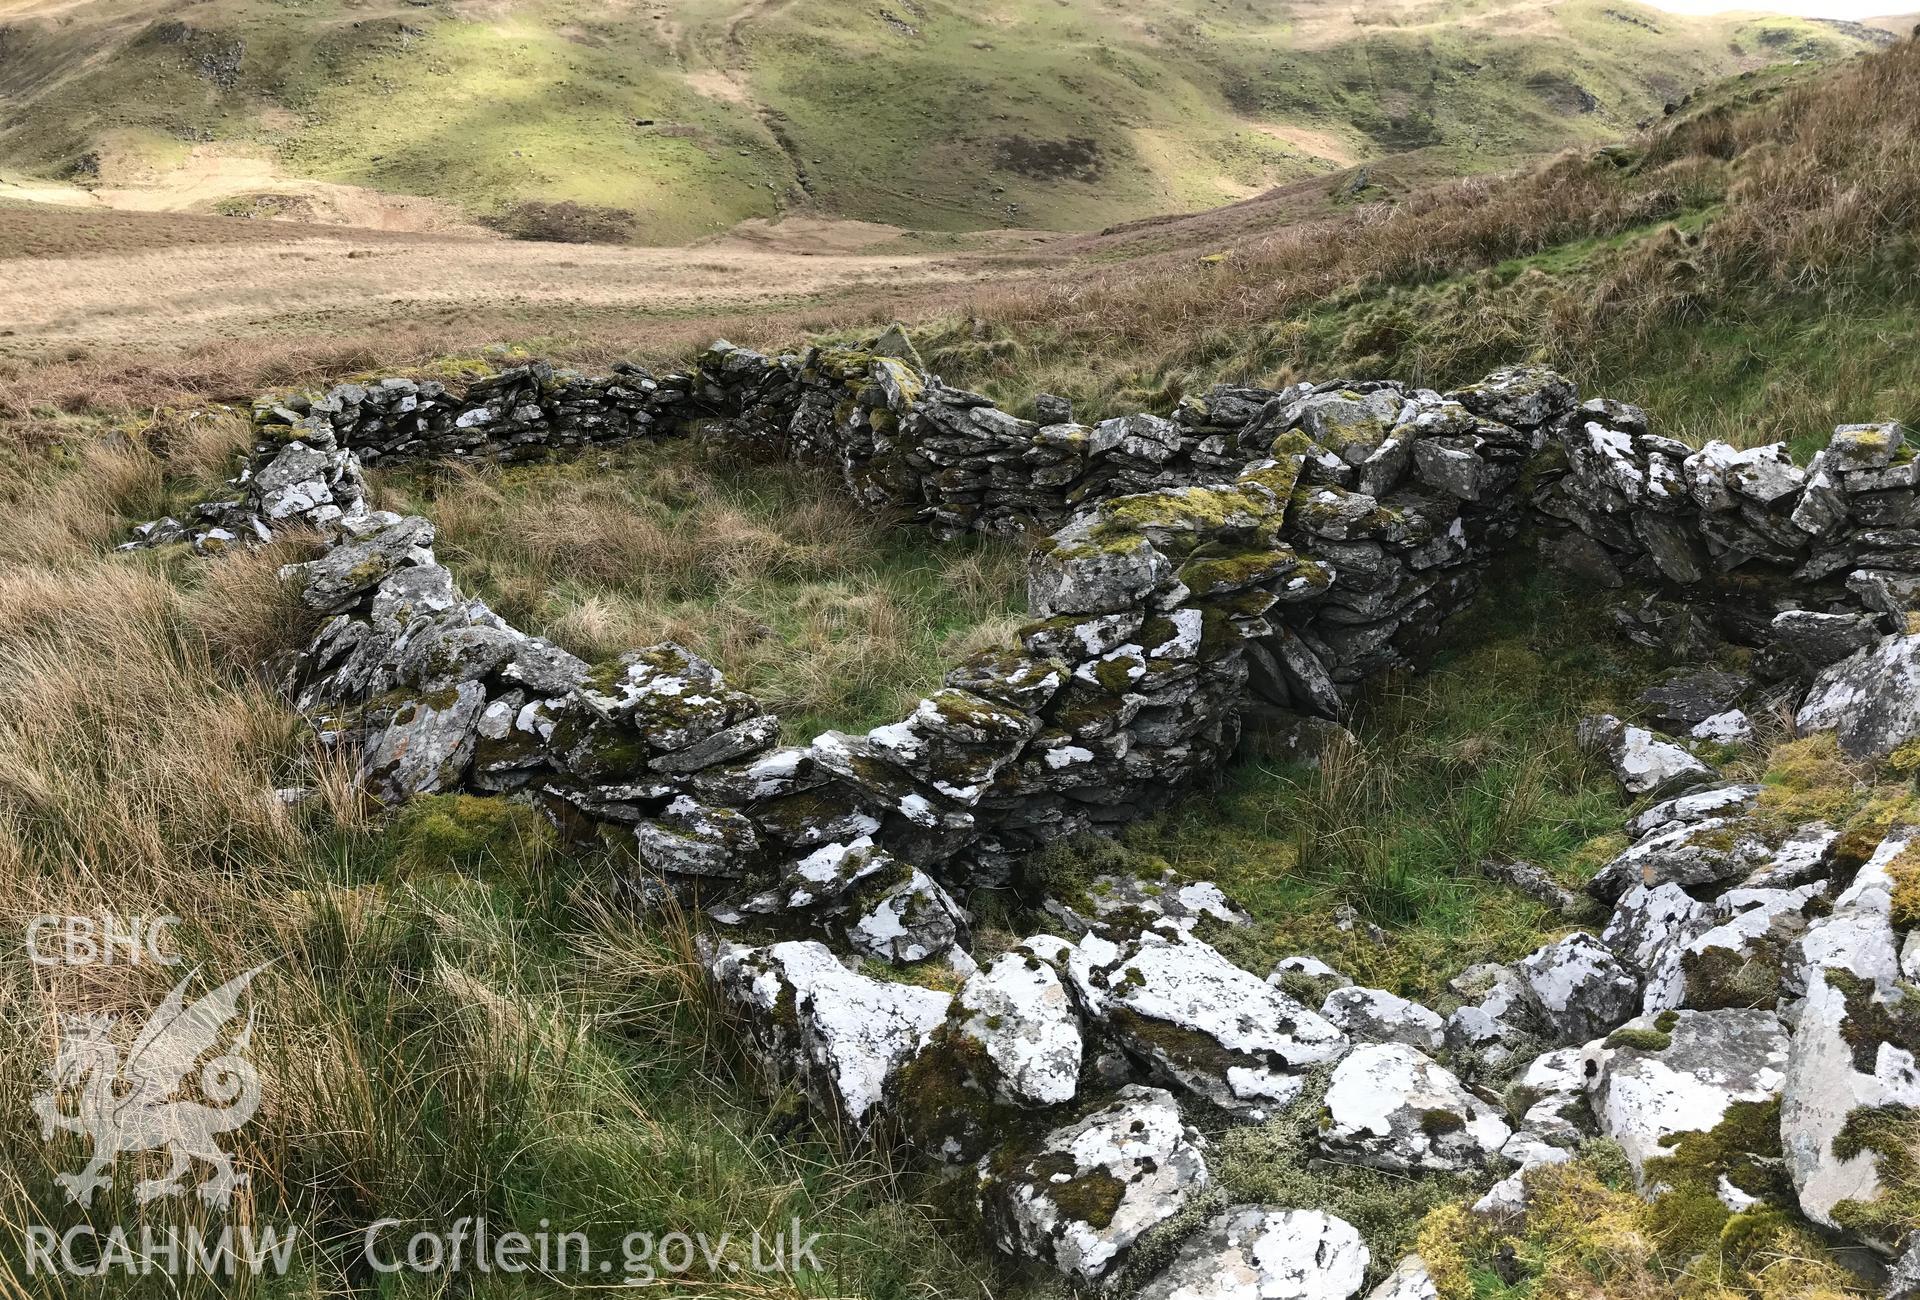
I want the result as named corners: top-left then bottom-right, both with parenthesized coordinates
top-left (0, 201), bottom-right (1022, 352)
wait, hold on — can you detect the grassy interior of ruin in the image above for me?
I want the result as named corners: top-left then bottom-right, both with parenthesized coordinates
top-left (6, 36), bottom-right (1920, 1300)
top-left (377, 439), bottom-right (1027, 743)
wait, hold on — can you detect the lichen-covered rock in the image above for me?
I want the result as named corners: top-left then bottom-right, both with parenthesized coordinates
top-left (1888, 1234), bottom-right (1920, 1300)
top-left (1626, 783), bottom-right (1761, 840)
top-left (1071, 935), bottom-right (1348, 1113)
top-left (1365, 1256), bottom-right (1439, 1300)
top-left (1517, 932), bottom-right (1640, 1044)
top-left (1591, 1009), bottom-right (1789, 1193)
top-left (1640, 670), bottom-right (1751, 730)
top-left (1679, 883), bottom-right (1828, 1011)
top-left (1827, 422), bottom-right (1907, 472)
top-left (1504, 1043), bottom-right (1602, 1149)
top-left (1691, 710), bottom-right (1754, 744)
top-left (1576, 713), bottom-right (1716, 799)
top-left (1134, 1206), bottom-right (1370, 1300)
top-left (1602, 882), bottom-right (1710, 1014)
top-left (1781, 828), bottom-right (1920, 1242)
top-left (1796, 632), bottom-right (1920, 759)
top-left (1029, 517), bottom-right (1173, 618)
top-left (1767, 609), bottom-right (1884, 675)
top-left (710, 940), bottom-right (949, 1130)
top-left (954, 944), bottom-right (1085, 1107)
top-left (359, 680), bottom-right (488, 801)
top-left (1587, 816), bottom-right (1772, 903)
top-left (287, 515), bottom-right (436, 611)
top-left (1443, 963), bottom-right (1537, 1072)
top-left (1047, 870), bottom-right (1252, 940)
top-left (844, 864), bottom-right (970, 965)
top-left (1318, 1043), bottom-right (1510, 1172)
top-left (1320, 986), bottom-right (1445, 1051)
top-left (979, 1084), bottom-right (1207, 1283)
top-left (632, 796), bottom-right (763, 878)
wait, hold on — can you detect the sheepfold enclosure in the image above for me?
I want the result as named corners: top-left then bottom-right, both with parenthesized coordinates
top-left (380, 430), bottom-right (1645, 985)
top-left (45, 318), bottom-right (1920, 1290)
top-left (365, 384), bottom-right (1639, 976)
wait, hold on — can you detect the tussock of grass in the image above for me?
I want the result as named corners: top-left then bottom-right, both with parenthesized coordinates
top-left (383, 440), bottom-right (1026, 738)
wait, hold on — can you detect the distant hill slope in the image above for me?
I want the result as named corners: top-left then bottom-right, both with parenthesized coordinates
top-left (0, 0), bottom-right (1896, 241)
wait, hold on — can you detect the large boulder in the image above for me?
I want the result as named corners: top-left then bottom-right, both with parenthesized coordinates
top-left (1796, 633), bottom-right (1920, 759)
top-left (1070, 935), bottom-right (1348, 1114)
top-left (1518, 933), bottom-right (1640, 1044)
top-left (1134, 1206), bottom-right (1369, 1300)
top-left (710, 941), bottom-right (949, 1130)
top-left (1319, 1043), bottom-right (1511, 1172)
top-left (1577, 714), bottom-right (1716, 799)
top-left (978, 1085), bottom-right (1207, 1284)
top-left (1591, 1009), bottom-right (1790, 1197)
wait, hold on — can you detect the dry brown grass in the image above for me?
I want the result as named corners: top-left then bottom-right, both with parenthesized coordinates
top-left (386, 444), bottom-right (1027, 735)
top-left (921, 38), bottom-right (1920, 413)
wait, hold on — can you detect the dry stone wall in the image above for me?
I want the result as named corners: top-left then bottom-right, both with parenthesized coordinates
top-left (123, 335), bottom-right (1920, 1297)
top-left (132, 342), bottom-right (1585, 902)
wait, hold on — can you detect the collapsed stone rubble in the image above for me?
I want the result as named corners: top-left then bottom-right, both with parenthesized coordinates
top-left (126, 334), bottom-right (1920, 1296)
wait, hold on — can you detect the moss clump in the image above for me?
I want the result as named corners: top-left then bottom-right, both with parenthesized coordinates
top-left (1412, 1141), bottom-right (1860, 1300)
top-left (1106, 1007), bottom-right (1237, 1076)
top-left (1829, 1104), bottom-right (1919, 1242)
top-left (887, 1025), bottom-right (1012, 1164)
top-left (1211, 1068), bottom-right (1466, 1272)
top-left (1176, 544), bottom-right (1304, 597)
top-left (1832, 785), bottom-right (1920, 869)
top-left (1753, 733), bottom-right (1864, 831)
top-left (390, 794), bottom-right (554, 880)
top-left (1419, 1108), bottom-right (1467, 1138)
top-left (1643, 1097), bottom-right (1791, 1211)
top-left (1826, 969), bottom-right (1920, 1073)
top-left (1030, 1160), bottom-right (1127, 1230)
top-left (1888, 843), bottom-right (1920, 928)
top-left (1604, 1024), bottom-right (1674, 1052)
top-left (1681, 939), bottom-right (1785, 1012)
